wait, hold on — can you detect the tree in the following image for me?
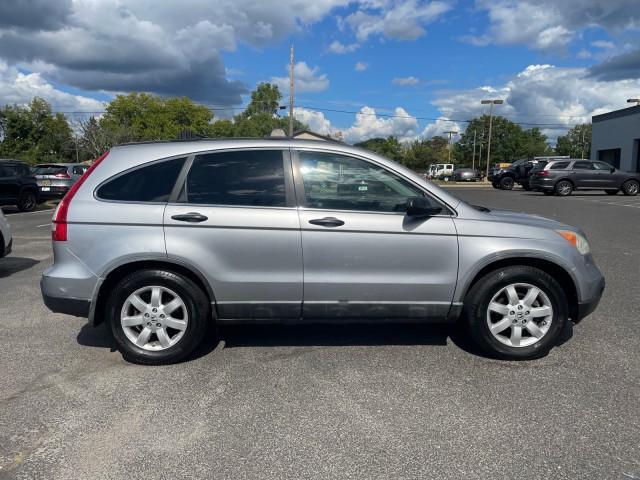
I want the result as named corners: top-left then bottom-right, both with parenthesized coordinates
top-left (556, 123), bottom-right (591, 158)
top-left (241, 83), bottom-right (282, 118)
top-left (354, 137), bottom-right (402, 161)
top-left (0, 97), bottom-right (73, 163)
top-left (98, 92), bottom-right (215, 143)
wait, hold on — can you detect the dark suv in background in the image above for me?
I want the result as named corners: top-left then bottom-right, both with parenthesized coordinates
top-left (490, 157), bottom-right (569, 190)
top-left (530, 159), bottom-right (640, 196)
top-left (0, 159), bottom-right (39, 211)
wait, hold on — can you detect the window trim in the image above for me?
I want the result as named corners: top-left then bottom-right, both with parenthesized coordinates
top-left (172, 147), bottom-right (295, 209)
top-left (94, 154), bottom-right (189, 205)
top-left (290, 148), bottom-right (455, 216)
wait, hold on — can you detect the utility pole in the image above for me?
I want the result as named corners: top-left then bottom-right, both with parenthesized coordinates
top-left (444, 130), bottom-right (458, 163)
top-left (289, 44), bottom-right (295, 137)
top-left (481, 99), bottom-right (503, 179)
top-left (471, 129), bottom-right (477, 170)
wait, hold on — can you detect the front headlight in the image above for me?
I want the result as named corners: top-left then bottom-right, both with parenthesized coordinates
top-left (556, 230), bottom-right (590, 255)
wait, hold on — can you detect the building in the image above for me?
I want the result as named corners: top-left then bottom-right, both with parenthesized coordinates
top-left (591, 105), bottom-right (640, 172)
top-left (293, 129), bottom-right (343, 143)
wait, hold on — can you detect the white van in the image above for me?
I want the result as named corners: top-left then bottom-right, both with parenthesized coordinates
top-left (433, 163), bottom-right (454, 180)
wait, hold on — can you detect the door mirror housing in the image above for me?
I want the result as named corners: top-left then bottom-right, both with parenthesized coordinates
top-left (610, 167), bottom-right (616, 173)
top-left (406, 197), bottom-right (443, 217)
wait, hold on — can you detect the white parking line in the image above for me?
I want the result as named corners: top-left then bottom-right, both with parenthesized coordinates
top-left (36, 223), bottom-right (51, 228)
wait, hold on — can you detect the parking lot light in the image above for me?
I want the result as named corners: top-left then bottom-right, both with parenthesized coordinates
top-left (480, 99), bottom-right (503, 179)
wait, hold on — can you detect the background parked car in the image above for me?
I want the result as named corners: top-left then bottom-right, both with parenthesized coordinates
top-left (530, 159), bottom-right (640, 196)
top-left (33, 163), bottom-right (88, 199)
top-left (490, 156), bottom-right (569, 190)
top-left (453, 168), bottom-right (482, 182)
top-left (0, 159), bottom-right (39, 212)
top-left (0, 208), bottom-right (12, 258)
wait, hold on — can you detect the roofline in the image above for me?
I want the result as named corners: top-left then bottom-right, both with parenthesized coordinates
top-left (113, 137), bottom-right (345, 148)
top-left (593, 105), bottom-right (640, 123)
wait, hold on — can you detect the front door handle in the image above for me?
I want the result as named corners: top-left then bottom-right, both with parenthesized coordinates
top-left (309, 217), bottom-right (345, 227)
top-left (171, 212), bottom-right (208, 223)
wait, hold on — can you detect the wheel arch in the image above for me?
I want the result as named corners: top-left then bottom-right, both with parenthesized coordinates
top-left (90, 258), bottom-right (217, 325)
top-left (458, 256), bottom-right (579, 322)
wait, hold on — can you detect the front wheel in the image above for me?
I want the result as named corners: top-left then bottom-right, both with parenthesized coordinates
top-left (463, 266), bottom-right (568, 360)
top-left (500, 177), bottom-right (514, 190)
top-left (107, 269), bottom-right (212, 365)
top-left (622, 180), bottom-right (639, 196)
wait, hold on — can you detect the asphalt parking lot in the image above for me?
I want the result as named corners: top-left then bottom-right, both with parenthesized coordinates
top-left (1, 188), bottom-right (639, 480)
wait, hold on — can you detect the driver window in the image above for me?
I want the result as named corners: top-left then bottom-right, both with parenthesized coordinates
top-left (298, 151), bottom-right (425, 213)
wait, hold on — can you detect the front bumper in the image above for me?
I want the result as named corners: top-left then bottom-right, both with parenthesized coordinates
top-left (575, 274), bottom-right (605, 323)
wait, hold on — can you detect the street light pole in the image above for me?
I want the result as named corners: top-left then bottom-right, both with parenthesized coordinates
top-left (444, 130), bottom-right (458, 163)
top-left (289, 44), bottom-right (295, 137)
top-left (471, 129), bottom-right (477, 170)
top-left (481, 99), bottom-right (503, 179)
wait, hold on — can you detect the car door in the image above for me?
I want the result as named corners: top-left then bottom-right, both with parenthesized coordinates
top-left (591, 161), bottom-right (618, 188)
top-left (571, 160), bottom-right (595, 188)
top-left (164, 148), bottom-right (303, 320)
top-left (0, 164), bottom-right (18, 202)
top-left (292, 149), bottom-right (458, 321)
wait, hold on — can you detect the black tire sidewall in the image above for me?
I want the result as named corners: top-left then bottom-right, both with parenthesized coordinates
top-left (18, 191), bottom-right (36, 212)
top-left (464, 266), bottom-right (568, 360)
top-left (107, 269), bottom-right (210, 364)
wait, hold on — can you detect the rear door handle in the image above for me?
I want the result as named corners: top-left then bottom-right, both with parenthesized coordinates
top-left (308, 217), bottom-right (345, 227)
top-left (171, 212), bottom-right (208, 223)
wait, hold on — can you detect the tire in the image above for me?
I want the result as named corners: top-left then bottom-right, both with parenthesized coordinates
top-left (491, 182), bottom-right (500, 189)
top-left (605, 189), bottom-right (619, 195)
top-left (622, 179), bottom-right (639, 196)
top-left (17, 190), bottom-right (37, 212)
top-left (463, 266), bottom-right (568, 360)
top-left (499, 177), bottom-right (514, 190)
top-left (106, 269), bottom-right (212, 365)
top-left (555, 180), bottom-right (573, 196)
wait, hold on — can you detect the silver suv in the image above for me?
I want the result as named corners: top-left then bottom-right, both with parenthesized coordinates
top-left (41, 139), bottom-right (605, 364)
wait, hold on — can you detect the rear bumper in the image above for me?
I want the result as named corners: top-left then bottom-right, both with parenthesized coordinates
top-left (41, 290), bottom-right (91, 318)
top-left (39, 186), bottom-right (69, 199)
top-left (530, 178), bottom-right (555, 191)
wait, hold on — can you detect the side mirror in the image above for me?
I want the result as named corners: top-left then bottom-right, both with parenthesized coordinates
top-left (610, 167), bottom-right (616, 173)
top-left (406, 197), bottom-right (443, 217)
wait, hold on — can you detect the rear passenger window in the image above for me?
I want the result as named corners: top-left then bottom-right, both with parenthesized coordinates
top-left (182, 150), bottom-right (286, 207)
top-left (550, 162), bottom-right (570, 170)
top-left (572, 161), bottom-right (592, 170)
top-left (97, 157), bottom-right (185, 202)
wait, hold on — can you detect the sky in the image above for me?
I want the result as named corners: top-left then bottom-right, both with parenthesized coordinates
top-left (1, 0), bottom-right (639, 144)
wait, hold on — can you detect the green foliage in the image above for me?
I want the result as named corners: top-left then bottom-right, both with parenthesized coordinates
top-left (0, 97), bottom-right (73, 164)
top-left (356, 135), bottom-right (451, 171)
top-left (241, 83), bottom-right (282, 118)
top-left (555, 123), bottom-right (591, 158)
top-left (455, 115), bottom-right (552, 168)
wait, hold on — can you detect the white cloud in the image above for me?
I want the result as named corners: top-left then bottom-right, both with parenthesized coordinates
top-left (467, 0), bottom-right (640, 51)
top-left (592, 40), bottom-right (615, 49)
top-left (354, 61), bottom-right (369, 71)
top-left (343, 106), bottom-right (419, 143)
top-left (294, 107), bottom-right (333, 135)
top-left (423, 64), bottom-right (640, 141)
top-left (271, 61), bottom-right (329, 93)
top-left (0, 61), bottom-right (104, 112)
top-left (328, 40), bottom-right (359, 54)
top-left (392, 76), bottom-right (420, 86)
top-left (346, 0), bottom-right (452, 42)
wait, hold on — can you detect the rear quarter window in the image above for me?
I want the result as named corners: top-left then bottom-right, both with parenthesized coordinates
top-left (96, 157), bottom-right (186, 202)
top-left (549, 162), bottom-right (570, 170)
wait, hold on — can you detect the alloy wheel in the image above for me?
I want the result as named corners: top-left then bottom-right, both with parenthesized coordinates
top-left (486, 283), bottom-right (553, 347)
top-left (120, 286), bottom-right (189, 351)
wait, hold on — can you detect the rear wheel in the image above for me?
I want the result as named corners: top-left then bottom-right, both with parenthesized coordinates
top-left (500, 177), bottom-right (514, 190)
top-left (605, 189), bottom-right (619, 195)
top-left (463, 266), bottom-right (568, 360)
top-left (107, 269), bottom-right (212, 365)
top-left (555, 180), bottom-right (573, 196)
top-left (17, 190), bottom-right (37, 212)
top-left (622, 179), bottom-right (639, 196)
